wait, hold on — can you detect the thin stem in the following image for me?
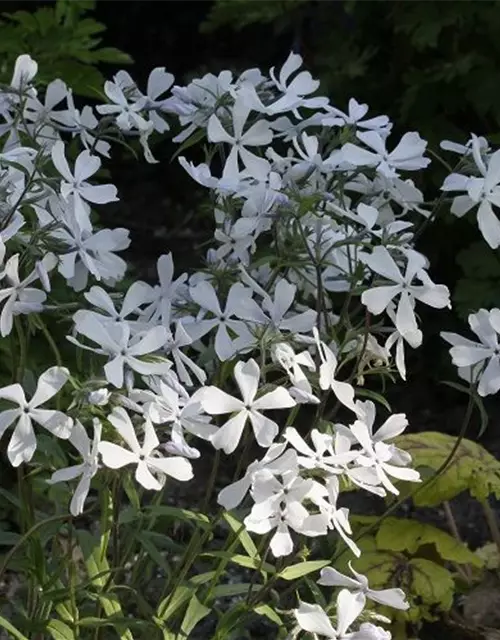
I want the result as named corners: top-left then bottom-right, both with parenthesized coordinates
top-left (443, 501), bottom-right (472, 584)
top-left (481, 498), bottom-right (500, 558)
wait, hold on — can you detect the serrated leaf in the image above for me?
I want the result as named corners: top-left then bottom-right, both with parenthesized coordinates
top-left (278, 560), bottom-right (330, 580)
top-left (376, 517), bottom-right (482, 566)
top-left (409, 557), bottom-right (454, 619)
top-left (394, 431), bottom-right (500, 505)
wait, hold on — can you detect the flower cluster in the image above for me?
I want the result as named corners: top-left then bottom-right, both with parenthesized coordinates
top-left (0, 49), bottom-right (493, 638)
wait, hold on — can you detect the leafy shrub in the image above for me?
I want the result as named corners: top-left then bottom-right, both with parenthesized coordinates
top-left (0, 0), bottom-right (131, 97)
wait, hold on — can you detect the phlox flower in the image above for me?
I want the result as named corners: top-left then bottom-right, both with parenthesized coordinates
top-left (313, 327), bottom-right (358, 414)
top-left (69, 314), bottom-right (171, 388)
top-left (294, 589), bottom-right (367, 639)
top-left (98, 407), bottom-right (192, 490)
top-left (47, 418), bottom-right (101, 516)
top-left (322, 98), bottom-right (391, 136)
top-left (441, 308), bottom-right (500, 396)
top-left (360, 246), bottom-right (450, 343)
top-left (342, 130), bottom-right (430, 178)
top-left (51, 141), bottom-right (118, 231)
top-left (441, 135), bottom-right (500, 248)
top-left (187, 281), bottom-right (258, 361)
top-left (0, 367), bottom-right (72, 467)
top-left (0, 252), bottom-right (56, 337)
top-left (244, 468), bottom-right (314, 557)
top-left (199, 358), bottom-right (295, 454)
top-left (318, 562), bottom-right (409, 610)
top-left (207, 97), bottom-right (272, 181)
top-left (96, 80), bottom-right (149, 131)
top-left (349, 409), bottom-right (420, 495)
top-left (217, 441), bottom-right (296, 510)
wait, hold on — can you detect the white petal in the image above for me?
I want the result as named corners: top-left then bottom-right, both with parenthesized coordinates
top-left (295, 602), bottom-right (337, 638)
top-left (29, 366), bottom-right (70, 408)
top-left (98, 441), bottom-right (137, 468)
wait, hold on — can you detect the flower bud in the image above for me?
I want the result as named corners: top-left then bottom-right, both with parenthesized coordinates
top-left (88, 388), bottom-right (110, 406)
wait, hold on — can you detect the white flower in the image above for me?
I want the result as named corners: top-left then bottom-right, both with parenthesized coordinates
top-left (51, 141), bottom-right (118, 231)
top-left (0, 367), bottom-right (72, 467)
top-left (323, 99), bottom-right (391, 136)
top-left (82, 282), bottom-right (154, 328)
top-left (98, 407), bottom-right (192, 490)
top-left (360, 246), bottom-right (450, 342)
top-left (309, 476), bottom-right (360, 557)
top-left (294, 590), bottom-right (366, 639)
top-left (143, 253), bottom-right (187, 325)
top-left (349, 412), bottom-right (420, 495)
top-left (207, 97), bottom-right (272, 181)
top-left (88, 388), bottom-right (111, 406)
top-left (0, 253), bottom-right (55, 336)
top-left (217, 441), bottom-right (296, 510)
top-left (146, 379), bottom-right (216, 448)
top-left (200, 358), bottom-right (295, 454)
top-left (318, 562), bottom-right (409, 610)
top-left (441, 308), bottom-right (500, 396)
top-left (285, 427), bottom-right (357, 473)
top-left (10, 54), bottom-right (38, 91)
top-left (441, 137), bottom-right (500, 248)
top-left (69, 315), bottom-right (170, 388)
top-left (342, 130), bottom-right (430, 178)
top-left (244, 468), bottom-right (313, 557)
top-left (188, 281), bottom-right (256, 361)
top-left (96, 80), bottom-right (150, 131)
top-left (239, 276), bottom-right (317, 334)
top-left (313, 327), bottom-right (358, 414)
top-left (47, 419), bottom-right (101, 516)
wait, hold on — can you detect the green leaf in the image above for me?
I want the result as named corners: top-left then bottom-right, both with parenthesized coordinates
top-left (278, 559), bottom-right (330, 581)
top-left (46, 620), bottom-right (75, 640)
top-left (409, 557), bottom-right (455, 619)
top-left (253, 604), bottom-right (283, 626)
top-left (223, 512), bottom-right (259, 559)
top-left (202, 551), bottom-right (275, 573)
top-left (376, 517), bottom-right (482, 566)
top-left (210, 582), bottom-right (259, 598)
top-left (157, 586), bottom-right (192, 622)
top-left (156, 572), bottom-right (216, 621)
top-left (180, 594), bottom-right (211, 636)
top-left (76, 530), bottom-right (133, 640)
top-left (394, 431), bottom-right (500, 505)
top-left (0, 616), bottom-right (29, 640)
top-left (145, 505), bottom-right (211, 529)
top-left (135, 531), bottom-right (171, 580)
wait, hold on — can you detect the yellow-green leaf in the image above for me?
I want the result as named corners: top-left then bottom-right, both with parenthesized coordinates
top-left (278, 560), bottom-right (330, 581)
top-left (46, 619), bottom-right (75, 640)
top-left (409, 557), bottom-right (454, 620)
top-left (223, 512), bottom-right (259, 559)
top-left (395, 431), bottom-right (500, 505)
top-left (0, 616), bottom-right (29, 640)
top-left (180, 594), bottom-right (211, 636)
top-left (376, 517), bottom-right (482, 567)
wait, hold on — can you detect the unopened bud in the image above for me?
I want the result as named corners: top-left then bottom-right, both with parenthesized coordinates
top-left (88, 388), bottom-right (110, 406)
